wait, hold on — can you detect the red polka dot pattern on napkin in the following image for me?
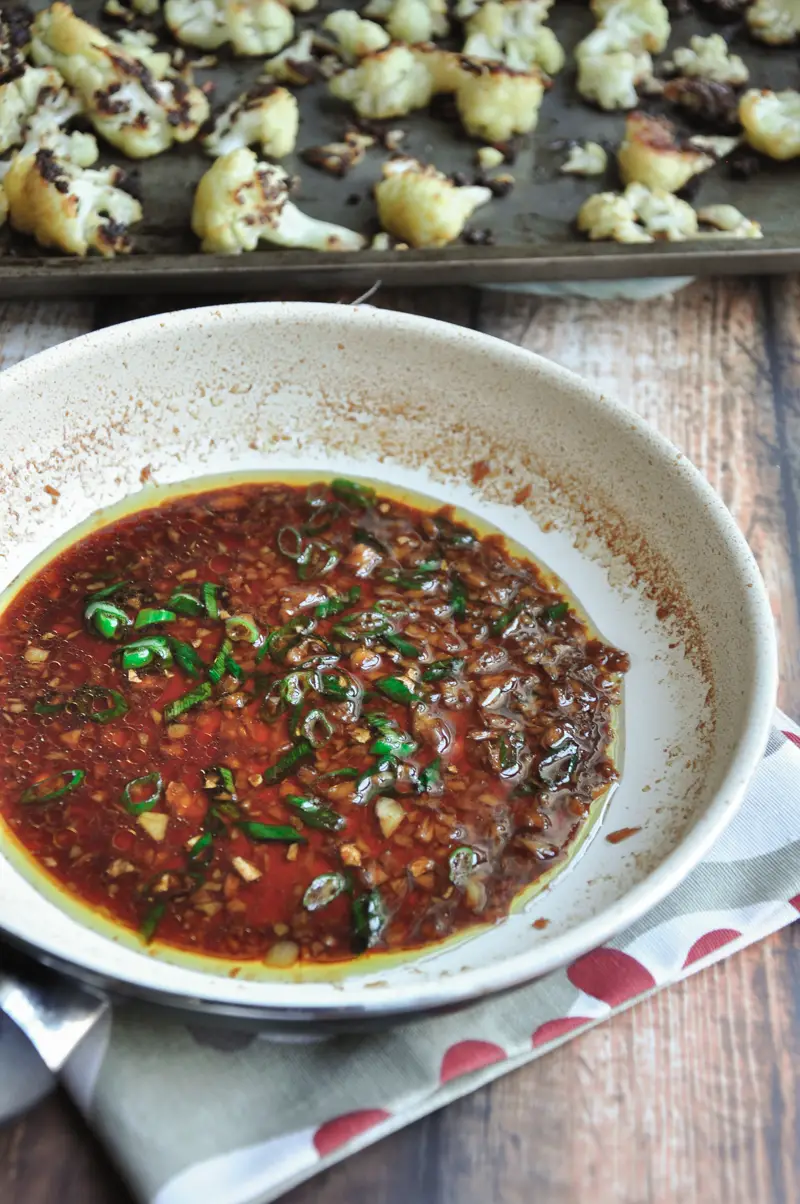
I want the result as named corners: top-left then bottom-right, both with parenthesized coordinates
top-left (313, 1109), bottom-right (392, 1157)
top-left (567, 948), bottom-right (657, 1005)
top-left (683, 929), bottom-right (742, 967)
top-left (440, 1040), bottom-right (506, 1083)
top-left (532, 1017), bottom-right (593, 1047)
top-left (790, 894), bottom-right (800, 912)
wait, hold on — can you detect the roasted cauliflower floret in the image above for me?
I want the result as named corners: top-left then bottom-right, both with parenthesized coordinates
top-left (364, 0), bottom-right (449, 42)
top-left (747, 0), bottom-right (799, 44)
top-left (104, 0), bottom-right (160, 20)
top-left (263, 31), bottom-right (317, 83)
top-left (0, 64), bottom-right (81, 155)
top-left (0, 4), bottom-right (32, 84)
top-left (668, 34), bottom-right (748, 85)
top-left (576, 0), bottom-right (668, 109)
top-left (589, 0), bottom-right (670, 54)
top-left (375, 155), bottom-right (491, 247)
top-left (410, 42), bottom-right (465, 92)
top-left (5, 146), bottom-right (142, 255)
top-left (164, 0), bottom-right (295, 55)
top-left (31, 3), bottom-right (209, 158)
top-left (329, 44), bottom-right (433, 118)
top-left (322, 11), bottom-right (390, 61)
top-left (578, 183), bottom-right (697, 242)
top-left (577, 190), bottom-right (650, 242)
top-left (561, 140), bottom-right (608, 175)
top-left (697, 203), bottom-right (762, 239)
top-left (202, 81), bottom-right (298, 158)
top-left (455, 60), bottom-right (545, 141)
top-left (464, 0), bottom-right (564, 74)
top-left (301, 129), bottom-right (373, 175)
top-left (191, 147), bottom-right (366, 254)
top-left (575, 38), bottom-right (653, 111)
top-left (739, 88), bottom-right (800, 160)
top-left (625, 181), bottom-right (697, 239)
top-left (617, 111), bottom-right (714, 192)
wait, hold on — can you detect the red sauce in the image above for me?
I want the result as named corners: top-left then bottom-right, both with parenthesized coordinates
top-left (0, 480), bottom-right (628, 965)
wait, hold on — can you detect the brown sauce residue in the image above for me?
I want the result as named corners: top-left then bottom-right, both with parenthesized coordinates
top-left (605, 826), bottom-right (642, 844)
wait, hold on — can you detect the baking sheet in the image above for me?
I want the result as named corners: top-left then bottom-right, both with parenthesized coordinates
top-left (1, 0), bottom-right (798, 295)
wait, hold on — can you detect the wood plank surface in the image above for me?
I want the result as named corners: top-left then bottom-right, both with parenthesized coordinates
top-left (0, 279), bottom-right (798, 1204)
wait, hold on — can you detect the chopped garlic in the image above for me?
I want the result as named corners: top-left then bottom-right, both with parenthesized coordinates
top-left (138, 811), bottom-right (168, 841)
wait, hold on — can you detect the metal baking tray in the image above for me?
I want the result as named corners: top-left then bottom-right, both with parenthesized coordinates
top-left (2, 0), bottom-right (798, 295)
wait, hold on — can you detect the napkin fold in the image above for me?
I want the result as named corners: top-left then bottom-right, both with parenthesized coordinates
top-left (12, 713), bottom-right (800, 1204)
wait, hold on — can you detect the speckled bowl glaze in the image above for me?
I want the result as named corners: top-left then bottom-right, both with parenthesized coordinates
top-left (0, 302), bottom-right (777, 1027)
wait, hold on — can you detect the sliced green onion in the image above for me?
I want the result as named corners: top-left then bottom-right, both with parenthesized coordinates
top-left (299, 708), bottom-right (334, 748)
top-left (277, 526), bottom-right (305, 559)
top-left (225, 615), bottom-right (264, 647)
top-left (365, 712), bottom-right (395, 734)
top-left (238, 821), bottom-right (306, 843)
top-left (418, 757), bottom-right (441, 793)
top-left (170, 638), bottom-right (204, 679)
top-left (449, 574), bottom-right (467, 620)
top-left (449, 845), bottom-right (479, 885)
top-left (385, 632), bottom-right (419, 658)
top-left (491, 603), bottom-right (524, 637)
top-left (75, 685), bottom-right (128, 724)
top-left (352, 888), bottom-right (387, 952)
top-left (120, 635), bottom-right (173, 671)
top-left (353, 759), bottom-right (396, 806)
top-left (376, 676), bottom-right (423, 706)
top-left (280, 670), bottom-right (314, 707)
top-left (208, 637), bottom-right (234, 683)
top-left (331, 478), bottom-right (376, 510)
top-left (163, 681), bottom-right (212, 722)
top-left (303, 871), bottom-right (349, 911)
top-left (370, 728), bottom-right (418, 760)
top-left (297, 540), bottom-right (340, 581)
top-left (121, 770), bottom-right (163, 814)
top-left (202, 582), bottom-right (220, 619)
top-left (433, 515), bottom-right (475, 547)
top-left (134, 607), bottom-right (176, 630)
top-left (354, 527), bottom-right (389, 554)
top-left (542, 601), bottom-right (569, 622)
top-left (168, 588), bottom-right (203, 616)
top-left (265, 616), bottom-right (316, 663)
top-left (263, 738), bottom-right (314, 785)
top-left (315, 585), bottom-right (361, 620)
top-left (332, 610), bottom-right (391, 644)
top-left (374, 599), bottom-right (409, 619)
top-left (380, 565), bottom-right (438, 589)
top-left (286, 794), bottom-right (346, 833)
top-left (33, 697), bottom-right (65, 716)
top-left (21, 768), bottom-right (84, 805)
top-left (140, 901), bottom-right (165, 943)
top-left (303, 502), bottom-right (341, 534)
top-left (422, 657), bottom-right (465, 682)
top-left (85, 579), bottom-right (131, 602)
top-left (319, 670), bottom-right (362, 705)
top-left (188, 830), bottom-right (215, 864)
top-left (538, 741), bottom-right (579, 788)
top-left (85, 599), bottom-right (131, 640)
top-left (318, 766), bottom-right (361, 780)
top-left (204, 764), bottom-right (237, 798)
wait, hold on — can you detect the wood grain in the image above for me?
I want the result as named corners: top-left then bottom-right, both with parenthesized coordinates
top-left (0, 280), bottom-right (798, 1204)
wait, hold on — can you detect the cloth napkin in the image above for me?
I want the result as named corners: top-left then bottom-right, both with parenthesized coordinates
top-left (5, 712), bottom-right (799, 1204)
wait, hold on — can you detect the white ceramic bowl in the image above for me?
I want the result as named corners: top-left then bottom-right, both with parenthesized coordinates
top-left (0, 302), bottom-right (777, 1026)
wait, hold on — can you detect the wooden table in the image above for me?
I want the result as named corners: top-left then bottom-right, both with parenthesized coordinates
top-left (1, 278), bottom-right (798, 1204)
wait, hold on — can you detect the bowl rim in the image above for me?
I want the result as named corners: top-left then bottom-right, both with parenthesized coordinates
top-left (0, 300), bottom-right (779, 1020)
